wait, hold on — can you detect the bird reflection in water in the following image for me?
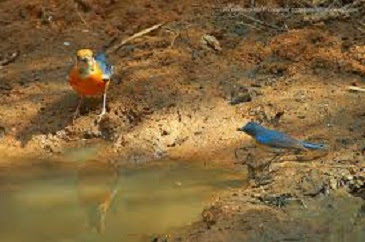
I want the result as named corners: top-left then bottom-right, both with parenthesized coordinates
top-left (76, 160), bottom-right (120, 233)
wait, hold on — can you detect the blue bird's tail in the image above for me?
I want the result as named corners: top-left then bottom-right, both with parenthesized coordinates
top-left (301, 141), bottom-right (325, 150)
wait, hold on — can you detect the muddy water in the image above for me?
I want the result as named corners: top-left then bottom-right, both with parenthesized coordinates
top-left (0, 148), bottom-right (246, 242)
top-left (286, 189), bottom-right (365, 241)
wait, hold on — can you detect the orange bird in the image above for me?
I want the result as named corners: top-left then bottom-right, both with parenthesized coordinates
top-left (68, 49), bottom-right (113, 122)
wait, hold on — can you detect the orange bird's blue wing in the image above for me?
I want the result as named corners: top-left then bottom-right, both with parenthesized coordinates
top-left (95, 53), bottom-right (113, 81)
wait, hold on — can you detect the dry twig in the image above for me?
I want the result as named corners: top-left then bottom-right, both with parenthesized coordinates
top-left (0, 19), bottom-right (12, 24)
top-left (107, 23), bottom-right (165, 54)
top-left (164, 28), bottom-right (180, 48)
top-left (239, 21), bottom-right (264, 31)
top-left (0, 52), bottom-right (19, 69)
top-left (241, 14), bottom-right (284, 31)
top-left (355, 25), bottom-right (365, 34)
top-left (347, 86), bottom-right (365, 92)
top-left (73, 1), bottom-right (90, 28)
top-left (74, 0), bottom-right (92, 12)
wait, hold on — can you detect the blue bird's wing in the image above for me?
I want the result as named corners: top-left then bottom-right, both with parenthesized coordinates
top-left (95, 53), bottom-right (113, 80)
top-left (255, 130), bottom-right (302, 149)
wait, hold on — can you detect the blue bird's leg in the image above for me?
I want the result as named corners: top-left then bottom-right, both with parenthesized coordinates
top-left (268, 151), bottom-right (286, 163)
top-left (255, 141), bottom-right (287, 164)
top-left (234, 147), bottom-right (245, 160)
top-left (235, 143), bottom-right (256, 159)
top-left (255, 142), bottom-right (276, 154)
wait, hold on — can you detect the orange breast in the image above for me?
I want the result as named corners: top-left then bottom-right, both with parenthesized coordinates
top-left (68, 66), bottom-right (109, 97)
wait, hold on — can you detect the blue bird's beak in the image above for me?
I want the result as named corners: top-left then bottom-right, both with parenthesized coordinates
top-left (237, 127), bottom-right (244, 132)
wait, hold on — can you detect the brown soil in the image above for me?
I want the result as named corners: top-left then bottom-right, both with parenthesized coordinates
top-left (0, 0), bottom-right (365, 241)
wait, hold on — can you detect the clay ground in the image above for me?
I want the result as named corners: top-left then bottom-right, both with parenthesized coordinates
top-left (0, 0), bottom-right (365, 241)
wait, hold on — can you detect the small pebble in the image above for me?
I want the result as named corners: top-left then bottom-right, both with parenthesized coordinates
top-left (174, 181), bottom-right (182, 187)
top-left (0, 126), bottom-right (5, 139)
top-left (63, 42), bottom-right (71, 46)
top-left (329, 178), bottom-right (337, 190)
top-left (346, 175), bottom-right (354, 181)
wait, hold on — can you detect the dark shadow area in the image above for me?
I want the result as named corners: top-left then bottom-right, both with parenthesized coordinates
top-left (15, 92), bottom-right (77, 147)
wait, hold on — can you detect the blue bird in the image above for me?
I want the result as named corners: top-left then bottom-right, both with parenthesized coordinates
top-left (237, 122), bottom-right (325, 150)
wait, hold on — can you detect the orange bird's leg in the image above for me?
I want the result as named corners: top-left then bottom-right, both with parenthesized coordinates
top-left (96, 86), bottom-right (108, 123)
top-left (73, 96), bottom-right (84, 122)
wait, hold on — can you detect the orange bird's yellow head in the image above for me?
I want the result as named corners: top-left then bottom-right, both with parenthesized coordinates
top-left (76, 48), bottom-right (93, 58)
top-left (75, 49), bottom-right (97, 75)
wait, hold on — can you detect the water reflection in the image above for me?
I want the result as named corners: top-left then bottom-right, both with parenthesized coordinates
top-left (0, 155), bottom-right (245, 242)
top-left (76, 160), bottom-right (119, 233)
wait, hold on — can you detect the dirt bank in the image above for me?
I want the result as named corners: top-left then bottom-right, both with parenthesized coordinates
top-left (0, 0), bottom-right (365, 240)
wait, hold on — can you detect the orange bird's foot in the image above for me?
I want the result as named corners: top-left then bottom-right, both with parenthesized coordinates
top-left (96, 110), bottom-right (106, 123)
top-left (72, 111), bottom-right (79, 124)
